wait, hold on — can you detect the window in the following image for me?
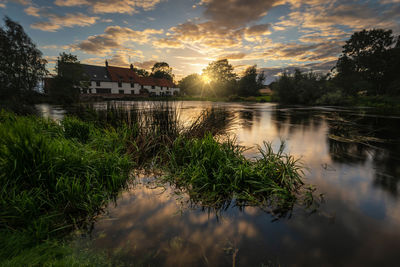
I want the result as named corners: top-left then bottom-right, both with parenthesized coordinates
top-left (161, 87), bottom-right (163, 90)
top-left (130, 83), bottom-right (134, 88)
top-left (96, 81), bottom-right (100, 86)
top-left (151, 85), bottom-right (155, 89)
top-left (96, 88), bottom-right (111, 94)
top-left (118, 81), bottom-right (122, 87)
top-left (131, 90), bottom-right (135, 94)
top-left (88, 89), bottom-right (92, 94)
top-left (141, 85), bottom-right (144, 89)
top-left (119, 90), bottom-right (124, 94)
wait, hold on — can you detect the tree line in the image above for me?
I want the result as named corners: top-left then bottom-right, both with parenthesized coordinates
top-left (178, 59), bottom-right (266, 97)
top-left (272, 29), bottom-right (400, 105)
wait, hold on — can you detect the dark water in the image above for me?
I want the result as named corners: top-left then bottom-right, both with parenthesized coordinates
top-left (37, 102), bottom-right (400, 266)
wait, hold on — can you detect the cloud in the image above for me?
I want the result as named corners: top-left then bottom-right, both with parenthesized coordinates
top-left (153, 38), bottom-right (184, 48)
top-left (218, 52), bottom-right (247, 60)
top-left (133, 60), bottom-right (157, 70)
top-left (200, 0), bottom-right (280, 28)
top-left (24, 6), bottom-right (42, 17)
top-left (30, 13), bottom-right (99, 32)
top-left (75, 25), bottom-right (162, 55)
top-left (107, 54), bottom-right (129, 66)
top-left (54, 0), bottom-right (163, 14)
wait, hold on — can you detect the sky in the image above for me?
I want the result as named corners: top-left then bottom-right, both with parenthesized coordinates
top-left (1, 0), bottom-right (399, 82)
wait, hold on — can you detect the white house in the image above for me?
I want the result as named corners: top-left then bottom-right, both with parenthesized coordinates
top-left (81, 61), bottom-right (179, 96)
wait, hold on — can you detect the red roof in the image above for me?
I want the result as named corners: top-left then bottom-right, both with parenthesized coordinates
top-left (140, 77), bottom-right (175, 88)
top-left (107, 65), bottom-right (176, 87)
top-left (107, 66), bottom-right (141, 83)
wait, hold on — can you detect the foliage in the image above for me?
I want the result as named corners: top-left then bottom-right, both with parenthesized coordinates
top-left (150, 62), bottom-right (174, 81)
top-left (0, 112), bottom-right (132, 239)
top-left (178, 73), bottom-right (203, 96)
top-left (237, 65), bottom-right (265, 96)
top-left (333, 29), bottom-right (400, 96)
top-left (272, 69), bottom-right (327, 105)
top-left (202, 59), bottom-right (238, 97)
top-left (49, 52), bottom-right (88, 104)
top-left (132, 66), bottom-right (149, 77)
top-left (0, 16), bottom-right (47, 102)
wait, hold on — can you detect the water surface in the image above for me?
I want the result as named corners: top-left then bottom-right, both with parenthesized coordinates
top-left (37, 101), bottom-right (400, 266)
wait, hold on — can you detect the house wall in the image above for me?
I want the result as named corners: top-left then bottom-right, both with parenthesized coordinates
top-left (88, 81), bottom-right (140, 94)
top-left (110, 82), bottom-right (141, 94)
top-left (87, 80), bottom-right (180, 96)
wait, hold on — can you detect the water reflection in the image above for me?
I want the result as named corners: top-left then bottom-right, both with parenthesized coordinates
top-left (37, 102), bottom-right (400, 266)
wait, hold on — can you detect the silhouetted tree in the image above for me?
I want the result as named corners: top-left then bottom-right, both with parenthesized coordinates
top-left (238, 65), bottom-right (265, 96)
top-left (178, 73), bottom-right (203, 96)
top-left (202, 59), bottom-right (237, 97)
top-left (49, 52), bottom-right (88, 104)
top-left (132, 67), bottom-right (149, 77)
top-left (150, 62), bottom-right (174, 81)
top-left (0, 16), bottom-right (47, 102)
top-left (334, 29), bottom-right (399, 95)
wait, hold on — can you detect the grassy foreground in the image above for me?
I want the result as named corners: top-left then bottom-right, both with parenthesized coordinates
top-left (0, 104), bottom-right (318, 265)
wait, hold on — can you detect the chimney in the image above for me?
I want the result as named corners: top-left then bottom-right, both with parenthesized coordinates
top-left (130, 64), bottom-right (133, 70)
top-left (105, 60), bottom-right (108, 67)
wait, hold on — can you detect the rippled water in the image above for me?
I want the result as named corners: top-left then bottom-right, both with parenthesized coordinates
top-left (37, 101), bottom-right (400, 266)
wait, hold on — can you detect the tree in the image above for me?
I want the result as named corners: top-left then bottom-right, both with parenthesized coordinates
top-left (334, 29), bottom-right (398, 95)
top-left (49, 52), bottom-right (88, 103)
top-left (132, 67), bottom-right (149, 77)
top-left (178, 73), bottom-right (203, 96)
top-left (0, 16), bottom-right (47, 101)
top-left (202, 59), bottom-right (237, 97)
top-left (238, 65), bottom-right (265, 96)
top-left (150, 62), bottom-right (174, 81)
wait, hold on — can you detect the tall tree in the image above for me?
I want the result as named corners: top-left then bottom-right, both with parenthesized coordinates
top-left (334, 29), bottom-right (398, 95)
top-left (178, 73), bottom-right (203, 96)
top-left (0, 16), bottom-right (47, 101)
top-left (49, 52), bottom-right (88, 103)
top-left (150, 62), bottom-right (174, 81)
top-left (202, 59), bottom-right (237, 96)
top-left (238, 65), bottom-right (265, 96)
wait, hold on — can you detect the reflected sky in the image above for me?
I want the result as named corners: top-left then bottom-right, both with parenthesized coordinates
top-left (37, 102), bottom-right (400, 266)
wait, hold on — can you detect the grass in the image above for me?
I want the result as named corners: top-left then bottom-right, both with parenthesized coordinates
top-left (0, 111), bottom-right (132, 239)
top-left (163, 134), bottom-right (312, 215)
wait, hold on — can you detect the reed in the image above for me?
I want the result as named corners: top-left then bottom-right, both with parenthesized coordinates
top-left (162, 134), bottom-right (306, 214)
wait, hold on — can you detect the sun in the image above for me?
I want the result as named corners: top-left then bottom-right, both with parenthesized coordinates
top-left (201, 74), bottom-right (211, 84)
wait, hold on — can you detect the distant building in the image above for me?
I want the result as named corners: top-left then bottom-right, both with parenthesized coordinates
top-left (259, 87), bottom-right (272, 95)
top-left (81, 61), bottom-right (179, 96)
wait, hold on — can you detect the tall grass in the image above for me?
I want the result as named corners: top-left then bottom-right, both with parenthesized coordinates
top-left (0, 111), bottom-right (132, 239)
top-left (163, 134), bottom-right (306, 215)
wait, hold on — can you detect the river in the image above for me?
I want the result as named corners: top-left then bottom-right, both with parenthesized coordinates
top-left (36, 101), bottom-right (400, 266)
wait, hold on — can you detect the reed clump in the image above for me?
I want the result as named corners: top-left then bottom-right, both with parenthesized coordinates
top-left (163, 134), bottom-right (305, 212)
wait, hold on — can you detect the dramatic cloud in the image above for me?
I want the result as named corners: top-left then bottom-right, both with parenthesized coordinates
top-left (75, 25), bottom-right (162, 54)
top-left (54, 0), bottom-right (163, 14)
top-left (30, 13), bottom-right (99, 31)
top-left (200, 0), bottom-right (280, 28)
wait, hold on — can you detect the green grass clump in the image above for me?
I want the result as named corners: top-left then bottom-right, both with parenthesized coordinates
top-left (163, 134), bottom-right (304, 212)
top-left (0, 111), bottom-right (132, 239)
